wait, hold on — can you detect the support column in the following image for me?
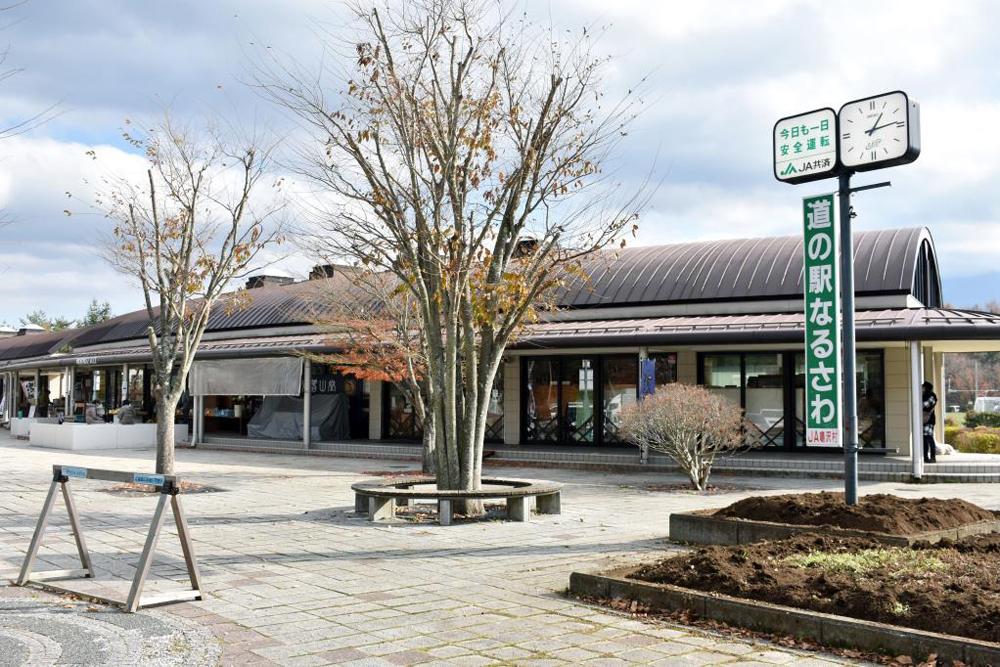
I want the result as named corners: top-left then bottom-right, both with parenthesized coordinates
top-left (121, 364), bottom-right (129, 404)
top-left (194, 396), bottom-right (204, 445)
top-left (303, 358), bottom-right (312, 448)
top-left (935, 352), bottom-right (945, 443)
top-left (909, 340), bottom-right (924, 480)
top-left (638, 347), bottom-right (649, 464)
top-left (67, 367), bottom-right (75, 417)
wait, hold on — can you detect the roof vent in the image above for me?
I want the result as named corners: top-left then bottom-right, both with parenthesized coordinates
top-left (513, 238), bottom-right (540, 258)
top-left (17, 324), bottom-right (46, 336)
top-left (245, 275), bottom-right (295, 290)
top-left (309, 264), bottom-right (351, 280)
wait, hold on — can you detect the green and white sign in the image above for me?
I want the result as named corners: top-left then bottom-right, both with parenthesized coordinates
top-left (802, 193), bottom-right (842, 447)
top-left (774, 108), bottom-right (838, 184)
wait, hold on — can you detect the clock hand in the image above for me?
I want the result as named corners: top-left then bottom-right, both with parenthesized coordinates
top-left (869, 121), bottom-right (901, 133)
top-left (865, 112), bottom-right (884, 136)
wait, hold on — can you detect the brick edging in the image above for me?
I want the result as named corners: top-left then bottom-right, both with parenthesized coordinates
top-left (568, 569), bottom-right (1000, 666)
top-left (668, 511), bottom-right (1000, 546)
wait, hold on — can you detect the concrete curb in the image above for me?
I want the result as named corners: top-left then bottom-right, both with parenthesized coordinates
top-left (668, 510), bottom-right (1000, 546)
top-left (568, 568), bottom-right (1000, 666)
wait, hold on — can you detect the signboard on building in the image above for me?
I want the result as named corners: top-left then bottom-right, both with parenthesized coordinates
top-left (773, 108), bottom-right (838, 184)
top-left (802, 193), bottom-right (842, 447)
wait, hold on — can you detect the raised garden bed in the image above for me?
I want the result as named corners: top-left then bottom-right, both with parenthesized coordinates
top-left (570, 533), bottom-right (1000, 664)
top-left (671, 492), bottom-right (1000, 546)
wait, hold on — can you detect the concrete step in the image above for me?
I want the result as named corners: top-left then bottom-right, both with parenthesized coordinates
top-left (198, 439), bottom-right (1000, 483)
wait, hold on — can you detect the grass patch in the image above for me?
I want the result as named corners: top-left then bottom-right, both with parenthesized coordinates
top-left (782, 548), bottom-right (946, 579)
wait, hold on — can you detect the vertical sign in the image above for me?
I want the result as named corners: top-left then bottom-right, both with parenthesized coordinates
top-left (803, 193), bottom-right (842, 447)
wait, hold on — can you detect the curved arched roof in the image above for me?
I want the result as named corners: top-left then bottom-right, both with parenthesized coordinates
top-left (0, 227), bottom-right (944, 364)
top-left (557, 227), bottom-right (942, 309)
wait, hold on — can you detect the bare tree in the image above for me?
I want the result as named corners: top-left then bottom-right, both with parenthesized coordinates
top-left (259, 0), bottom-right (646, 511)
top-left (95, 115), bottom-right (284, 474)
top-left (619, 385), bottom-right (747, 491)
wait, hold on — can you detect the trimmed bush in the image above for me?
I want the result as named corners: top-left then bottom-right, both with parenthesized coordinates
top-left (955, 427), bottom-right (1000, 454)
top-left (965, 410), bottom-right (1000, 429)
top-left (619, 384), bottom-right (746, 490)
top-left (944, 426), bottom-right (962, 446)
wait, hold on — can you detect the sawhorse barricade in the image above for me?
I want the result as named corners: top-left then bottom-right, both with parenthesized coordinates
top-left (15, 464), bottom-right (203, 613)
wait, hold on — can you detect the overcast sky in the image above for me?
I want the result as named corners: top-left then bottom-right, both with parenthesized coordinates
top-left (1, 0), bottom-right (999, 325)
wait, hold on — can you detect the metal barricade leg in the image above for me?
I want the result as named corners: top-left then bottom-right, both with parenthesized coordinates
top-left (124, 492), bottom-right (170, 612)
top-left (171, 494), bottom-right (202, 595)
top-left (16, 480), bottom-right (61, 585)
top-left (61, 482), bottom-right (94, 578)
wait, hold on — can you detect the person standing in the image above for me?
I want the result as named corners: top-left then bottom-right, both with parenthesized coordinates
top-left (922, 381), bottom-right (938, 463)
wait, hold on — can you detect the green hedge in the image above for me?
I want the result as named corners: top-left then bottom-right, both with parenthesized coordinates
top-left (965, 411), bottom-right (1000, 428)
top-left (955, 427), bottom-right (1000, 454)
top-left (944, 426), bottom-right (962, 446)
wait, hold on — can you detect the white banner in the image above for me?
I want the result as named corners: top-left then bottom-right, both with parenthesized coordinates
top-left (188, 357), bottom-right (303, 397)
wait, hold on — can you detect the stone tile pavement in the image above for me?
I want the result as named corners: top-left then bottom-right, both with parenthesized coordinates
top-left (2, 433), bottom-right (998, 666)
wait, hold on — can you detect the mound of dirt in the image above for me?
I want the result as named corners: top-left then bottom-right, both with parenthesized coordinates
top-left (713, 491), bottom-right (997, 534)
top-left (631, 532), bottom-right (1000, 643)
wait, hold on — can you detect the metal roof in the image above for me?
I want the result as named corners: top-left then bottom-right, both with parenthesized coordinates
top-left (0, 227), bottom-right (949, 364)
top-left (3, 308), bottom-right (999, 370)
top-left (516, 308), bottom-right (1000, 348)
top-left (556, 227), bottom-right (941, 308)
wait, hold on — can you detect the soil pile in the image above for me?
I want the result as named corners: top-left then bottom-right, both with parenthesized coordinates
top-left (631, 533), bottom-right (1000, 643)
top-left (714, 491), bottom-right (997, 534)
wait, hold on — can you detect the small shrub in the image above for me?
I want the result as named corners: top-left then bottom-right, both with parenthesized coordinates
top-left (944, 426), bottom-right (963, 446)
top-left (619, 384), bottom-right (745, 490)
top-left (965, 410), bottom-right (1000, 429)
top-left (955, 428), bottom-right (1000, 454)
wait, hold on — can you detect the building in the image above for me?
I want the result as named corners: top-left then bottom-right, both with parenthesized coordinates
top-left (2, 227), bottom-right (1000, 462)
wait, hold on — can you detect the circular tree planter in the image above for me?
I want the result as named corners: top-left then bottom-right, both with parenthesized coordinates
top-left (350, 475), bottom-right (562, 525)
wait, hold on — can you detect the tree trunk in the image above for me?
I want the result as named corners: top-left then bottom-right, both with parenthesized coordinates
top-left (155, 394), bottom-right (180, 475)
top-left (421, 417), bottom-right (436, 475)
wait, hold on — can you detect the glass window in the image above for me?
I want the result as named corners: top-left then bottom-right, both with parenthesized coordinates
top-left (794, 350), bottom-right (885, 449)
top-left (794, 353), bottom-right (805, 445)
top-left (602, 356), bottom-right (638, 442)
top-left (486, 371), bottom-right (504, 442)
top-left (703, 354), bottom-right (742, 408)
top-left (561, 358), bottom-right (596, 443)
top-left (386, 383), bottom-right (421, 439)
top-left (744, 353), bottom-right (784, 447)
top-left (650, 352), bottom-right (677, 387)
top-left (857, 351), bottom-right (885, 448)
top-left (525, 358), bottom-right (559, 443)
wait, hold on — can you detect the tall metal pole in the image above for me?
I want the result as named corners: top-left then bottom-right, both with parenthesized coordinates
top-left (838, 172), bottom-right (859, 505)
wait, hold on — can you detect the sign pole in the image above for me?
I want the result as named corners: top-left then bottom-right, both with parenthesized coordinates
top-left (838, 171), bottom-right (859, 505)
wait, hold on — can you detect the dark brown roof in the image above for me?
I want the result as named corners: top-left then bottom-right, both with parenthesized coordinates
top-left (556, 227), bottom-right (941, 308)
top-left (0, 329), bottom-right (73, 362)
top-left (0, 227), bottom-right (949, 364)
top-left (517, 308), bottom-right (1000, 348)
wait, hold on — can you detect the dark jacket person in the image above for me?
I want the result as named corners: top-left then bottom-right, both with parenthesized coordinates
top-left (922, 381), bottom-right (938, 463)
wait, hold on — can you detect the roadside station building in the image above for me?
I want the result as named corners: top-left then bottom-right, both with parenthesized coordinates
top-left (3, 226), bottom-right (999, 464)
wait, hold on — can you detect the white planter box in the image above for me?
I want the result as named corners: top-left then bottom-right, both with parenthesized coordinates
top-left (30, 423), bottom-right (158, 451)
top-left (10, 417), bottom-right (59, 438)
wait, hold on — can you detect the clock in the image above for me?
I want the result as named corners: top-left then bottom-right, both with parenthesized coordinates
top-left (838, 91), bottom-right (920, 171)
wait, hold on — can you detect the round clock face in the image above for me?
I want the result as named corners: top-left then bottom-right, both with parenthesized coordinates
top-left (839, 92), bottom-right (910, 168)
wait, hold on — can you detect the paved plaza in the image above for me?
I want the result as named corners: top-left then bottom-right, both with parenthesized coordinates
top-left (2, 434), bottom-right (999, 666)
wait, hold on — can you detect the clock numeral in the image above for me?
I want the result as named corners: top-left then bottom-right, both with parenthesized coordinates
top-left (869, 100), bottom-right (876, 110)
top-left (895, 121), bottom-right (904, 128)
top-left (870, 150), bottom-right (877, 161)
top-left (842, 132), bottom-right (851, 139)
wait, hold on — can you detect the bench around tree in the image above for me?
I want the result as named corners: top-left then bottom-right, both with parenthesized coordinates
top-left (350, 476), bottom-right (563, 526)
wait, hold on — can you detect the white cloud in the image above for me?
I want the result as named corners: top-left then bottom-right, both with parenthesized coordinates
top-left (1, 0), bottom-right (1000, 321)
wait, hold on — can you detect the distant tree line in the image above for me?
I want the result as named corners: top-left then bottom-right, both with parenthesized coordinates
top-left (945, 300), bottom-right (1000, 409)
top-left (4, 299), bottom-right (113, 332)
